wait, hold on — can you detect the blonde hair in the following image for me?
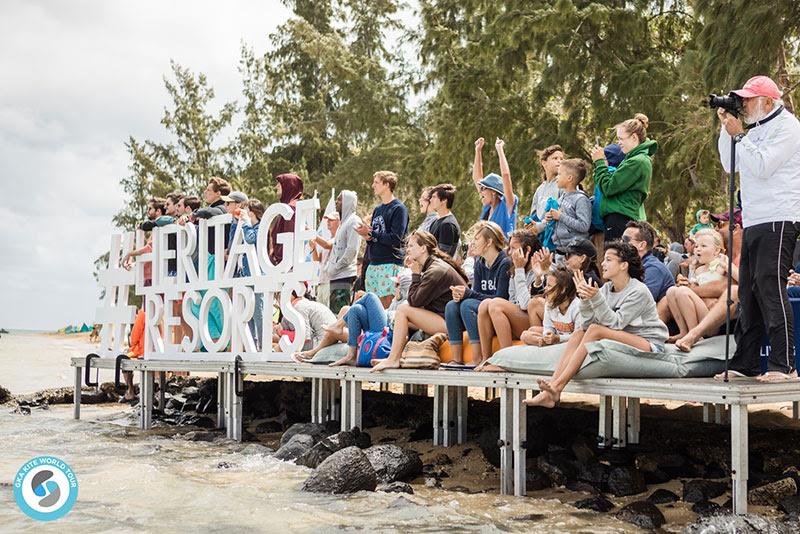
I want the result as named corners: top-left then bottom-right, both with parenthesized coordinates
top-left (616, 113), bottom-right (649, 143)
top-left (694, 228), bottom-right (724, 252)
top-left (467, 221), bottom-right (507, 252)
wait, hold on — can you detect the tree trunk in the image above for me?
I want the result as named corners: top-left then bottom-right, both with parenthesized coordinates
top-left (777, 40), bottom-right (794, 114)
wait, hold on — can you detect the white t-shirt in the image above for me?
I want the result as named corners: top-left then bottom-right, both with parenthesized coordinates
top-left (543, 297), bottom-right (581, 341)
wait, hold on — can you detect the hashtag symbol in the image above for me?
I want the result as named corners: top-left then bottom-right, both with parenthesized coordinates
top-left (96, 232), bottom-right (138, 355)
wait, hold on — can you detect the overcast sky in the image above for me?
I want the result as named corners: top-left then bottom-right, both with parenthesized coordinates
top-left (0, 1), bottom-right (298, 330)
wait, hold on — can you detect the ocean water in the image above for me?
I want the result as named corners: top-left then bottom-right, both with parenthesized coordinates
top-left (0, 332), bottom-right (658, 532)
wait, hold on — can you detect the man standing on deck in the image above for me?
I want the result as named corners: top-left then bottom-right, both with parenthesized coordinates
top-left (716, 75), bottom-right (800, 381)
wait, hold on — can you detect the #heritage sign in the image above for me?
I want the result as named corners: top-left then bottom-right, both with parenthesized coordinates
top-left (95, 197), bottom-right (320, 362)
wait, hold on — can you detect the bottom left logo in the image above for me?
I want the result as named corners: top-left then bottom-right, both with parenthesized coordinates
top-left (13, 456), bottom-right (78, 521)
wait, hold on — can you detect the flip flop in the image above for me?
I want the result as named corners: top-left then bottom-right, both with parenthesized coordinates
top-left (757, 371), bottom-right (799, 383)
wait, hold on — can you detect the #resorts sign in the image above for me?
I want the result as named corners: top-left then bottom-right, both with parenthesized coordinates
top-left (95, 197), bottom-right (320, 361)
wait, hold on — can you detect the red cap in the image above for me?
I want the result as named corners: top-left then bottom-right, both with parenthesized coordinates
top-left (731, 76), bottom-right (782, 99)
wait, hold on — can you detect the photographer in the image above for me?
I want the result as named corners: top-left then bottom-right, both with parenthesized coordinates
top-left (716, 75), bottom-right (800, 382)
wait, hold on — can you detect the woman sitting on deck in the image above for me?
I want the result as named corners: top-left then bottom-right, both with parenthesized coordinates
top-left (370, 231), bottom-right (468, 372)
top-left (525, 241), bottom-right (668, 408)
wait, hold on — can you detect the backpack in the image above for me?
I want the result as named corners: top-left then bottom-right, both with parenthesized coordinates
top-left (356, 327), bottom-right (393, 367)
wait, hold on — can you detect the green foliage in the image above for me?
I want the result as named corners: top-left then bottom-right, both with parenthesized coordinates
top-left (115, 0), bottom-right (800, 241)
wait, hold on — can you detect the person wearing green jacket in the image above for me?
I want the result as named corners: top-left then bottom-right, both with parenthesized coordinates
top-left (590, 113), bottom-right (657, 240)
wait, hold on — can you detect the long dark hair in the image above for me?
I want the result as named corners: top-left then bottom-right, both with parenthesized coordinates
top-left (409, 230), bottom-right (468, 283)
top-left (507, 229), bottom-right (542, 277)
top-left (544, 266), bottom-right (577, 310)
top-left (604, 240), bottom-right (644, 281)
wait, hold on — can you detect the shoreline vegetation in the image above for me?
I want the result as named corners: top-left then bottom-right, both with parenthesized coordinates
top-left (4, 375), bottom-right (800, 531)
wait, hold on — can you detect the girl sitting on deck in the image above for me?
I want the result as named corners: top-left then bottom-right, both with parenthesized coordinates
top-left (474, 229), bottom-right (542, 370)
top-left (370, 231), bottom-right (468, 372)
top-left (520, 266), bottom-right (580, 347)
top-left (525, 241), bottom-right (668, 408)
top-left (443, 221), bottom-right (511, 368)
top-left (664, 229), bottom-right (732, 344)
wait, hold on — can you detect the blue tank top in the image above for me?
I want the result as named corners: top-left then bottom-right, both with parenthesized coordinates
top-left (480, 195), bottom-right (518, 237)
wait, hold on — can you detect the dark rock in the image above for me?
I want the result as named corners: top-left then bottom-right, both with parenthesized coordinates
top-left (181, 386), bottom-right (200, 399)
top-left (217, 461), bottom-right (235, 469)
top-left (255, 421), bottom-right (284, 434)
top-left (607, 466), bottom-right (647, 497)
top-left (642, 468), bottom-right (672, 485)
top-left (409, 419), bottom-right (434, 442)
top-left (577, 462), bottom-right (610, 492)
top-left (241, 443), bottom-right (273, 456)
top-left (537, 450), bottom-right (578, 486)
top-left (296, 429), bottom-right (369, 469)
top-left (274, 434), bottom-right (315, 462)
top-left (779, 494), bottom-right (800, 518)
top-left (181, 431), bottom-right (216, 442)
top-left (166, 394), bottom-right (185, 410)
top-left (571, 441), bottom-right (596, 464)
top-left (683, 514), bottom-right (798, 534)
top-left (749, 478), bottom-right (797, 506)
top-left (0, 384), bottom-right (11, 404)
top-left (636, 451), bottom-right (696, 478)
top-left (526, 468), bottom-right (552, 492)
top-left (379, 437), bottom-right (396, 443)
top-left (614, 500), bottom-right (665, 530)
top-left (434, 453), bottom-right (452, 465)
top-left (704, 462), bottom-right (727, 479)
top-left (682, 479), bottom-right (727, 503)
top-left (461, 448), bottom-right (472, 457)
top-left (301, 446), bottom-right (377, 494)
top-left (478, 426), bottom-right (501, 468)
top-left (597, 448), bottom-right (633, 466)
top-left (691, 500), bottom-right (722, 516)
top-left (378, 481), bottom-right (414, 494)
top-left (280, 422), bottom-right (329, 446)
top-left (647, 488), bottom-right (679, 504)
top-left (364, 445), bottom-right (423, 483)
top-left (573, 495), bottom-right (614, 513)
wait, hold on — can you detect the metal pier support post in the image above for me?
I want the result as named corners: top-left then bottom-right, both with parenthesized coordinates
top-left (433, 385), bottom-right (444, 445)
top-left (715, 403), bottom-right (729, 424)
top-left (512, 388), bottom-right (527, 496)
top-left (139, 370), bottom-right (153, 430)
top-left (442, 386), bottom-right (458, 446)
top-left (228, 371), bottom-right (243, 441)
top-left (456, 386), bottom-right (468, 445)
top-left (598, 396), bottom-right (613, 448)
top-left (217, 372), bottom-right (226, 429)
top-left (340, 379), bottom-right (362, 431)
top-left (612, 396), bottom-right (627, 449)
top-left (730, 404), bottom-right (749, 515)
top-left (329, 379), bottom-right (340, 422)
top-left (158, 371), bottom-right (166, 410)
top-left (703, 403), bottom-right (713, 423)
top-left (311, 378), bottom-right (323, 423)
top-left (627, 397), bottom-right (640, 445)
top-left (793, 401), bottom-right (799, 420)
top-left (498, 387), bottom-right (513, 495)
top-left (73, 366), bottom-right (82, 420)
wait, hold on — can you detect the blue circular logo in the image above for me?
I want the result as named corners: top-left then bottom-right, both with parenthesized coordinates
top-left (13, 456), bottom-right (78, 521)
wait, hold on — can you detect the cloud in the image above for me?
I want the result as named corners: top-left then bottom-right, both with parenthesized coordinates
top-left (0, 0), bottom-right (291, 330)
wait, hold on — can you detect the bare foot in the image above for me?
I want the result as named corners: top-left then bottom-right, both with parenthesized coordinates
top-left (666, 334), bottom-right (683, 344)
top-left (292, 351), bottom-right (314, 363)
top-left (475, 363), bottom-right (505, 372)
top-left (537, 378), bottom-right (556, 395)
top-left (523, 390), bottom-right (559, 408)
top-left (370, 358), bottom-right (400, 372)
top-left (675, 332), bottom-right (702, 352)
top-left (329, 352), bottom-right (357, 367)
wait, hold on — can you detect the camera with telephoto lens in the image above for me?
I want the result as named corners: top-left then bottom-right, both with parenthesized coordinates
top-left (708, 92), bottom-right (744, 117)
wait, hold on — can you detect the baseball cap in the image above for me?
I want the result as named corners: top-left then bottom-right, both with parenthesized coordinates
top-left (731, 76), bottom-right (782, 100)
top-left (323, 212), bottom-right (340, 220)
top-left (221, 191), bottom-right (249, 203)
top-left (478, 173), bottom-right (504, 195)
top-left (556, 238), bottom-right (597, 258)
top-left (604, 143), bottom-right (625, 168)
top-left (710, 209), bottom-right (742, 226)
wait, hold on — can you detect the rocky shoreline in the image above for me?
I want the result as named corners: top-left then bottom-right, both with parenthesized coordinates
top-left (5, 377), bottom-right (800, 532)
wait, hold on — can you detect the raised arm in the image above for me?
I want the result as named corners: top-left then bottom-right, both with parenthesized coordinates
top-left (496, 138), bottom-right (515, 213)
top-left (472, 137), bottom-right (485, 194)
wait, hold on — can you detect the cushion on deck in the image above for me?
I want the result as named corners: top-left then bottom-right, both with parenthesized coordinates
top-left (310, 343), bottom-right (350, 364)
top-left (486, 335), bottom-right (736, 378)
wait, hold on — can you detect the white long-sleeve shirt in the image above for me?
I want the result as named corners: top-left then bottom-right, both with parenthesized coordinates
top-left (718, 106), bottom-right (800, 228)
